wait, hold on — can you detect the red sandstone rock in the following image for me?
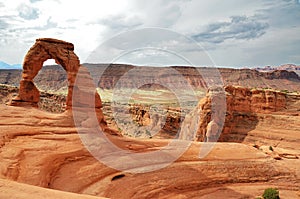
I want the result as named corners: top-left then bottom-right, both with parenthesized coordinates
top-left (0, 179), bottom-right (106, 199)
top-left (7, 38), bottom-right (117, 140)
top-left (179, 86), bottom-right (290, 142)
top-left (10, 38), bottom-right (102, 110)
top-left (10, 38), bottom-right (78, 108)
top-left (18, 80), bottom-right (40, 102)
top-left (0, 104), bottom-right (299, 199)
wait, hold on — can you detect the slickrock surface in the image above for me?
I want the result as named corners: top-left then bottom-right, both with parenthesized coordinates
top-left (1, 37), bottom-right (299, 198)
top-left (0, 179), bottom-right (106, 199)
top-left (0, 104), bottom-right (299, 198)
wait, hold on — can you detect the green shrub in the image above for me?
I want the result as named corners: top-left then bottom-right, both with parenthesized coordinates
top-left (262, 188), bottom-right (280, 199)
top-left (280, 89), bottom-right (289, 93)
top-left (269, 146), bottom-right (274, 151)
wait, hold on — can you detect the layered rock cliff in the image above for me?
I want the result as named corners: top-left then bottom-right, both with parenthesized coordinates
top-left (177, 87), bottom-right (300, 162)
top-left (1, 64), bottom-right (300, 93)
top-left (1, 83), bottom-right (298, 147)
top-left (190, 86), bottom-right (289, 142)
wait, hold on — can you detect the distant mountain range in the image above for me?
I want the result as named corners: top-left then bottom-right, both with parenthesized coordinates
top-left (253, 64), bottom-right (300, 71)
top-left (253, 64), bottom-right (300, 77)
top-left (0, 61), bottom-right (22, 69)
top-left (1, 60), bottom-right (299, 72)
top-left (1, 64), bottom-right (300, 92)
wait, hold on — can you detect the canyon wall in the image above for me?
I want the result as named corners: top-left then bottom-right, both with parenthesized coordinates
top-left (188, 86), bottom-right (288, 142)
top-left (102, 85), bottom-right (296, 142)
top-left (1, 83), bottom-right (298, 145)
top-left (1, 64), bottom-right (300, 93)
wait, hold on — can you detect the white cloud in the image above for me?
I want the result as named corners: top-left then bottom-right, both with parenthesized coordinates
top-left (18, 3), bottom-right (39, 20)
top-left (0, 0), bottom-right (299, 67)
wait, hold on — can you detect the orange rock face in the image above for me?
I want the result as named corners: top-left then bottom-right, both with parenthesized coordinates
top-left (180, 86), bottom-right (289, 142)
top-left (225, 85), bottom-right (287, 113)
top-left (0, 104), bottom-right (299, 198)
top-left (1, 38), bottom-right (299, 198)
top-left (10, 38), bottom-right (102, 110)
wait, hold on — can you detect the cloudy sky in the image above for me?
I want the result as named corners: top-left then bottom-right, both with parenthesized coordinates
top-left (0, 0), bottom-right (299, 67)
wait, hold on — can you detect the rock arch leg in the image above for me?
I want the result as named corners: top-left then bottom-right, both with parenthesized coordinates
top-left (9, 38), bottom-right (102, 110)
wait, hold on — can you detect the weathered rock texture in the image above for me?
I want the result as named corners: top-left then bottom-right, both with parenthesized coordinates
top-left (101, 85), bottom-right (298, 142)
top-left (0, 179), bottom-right (107, 199)
top-left (200, 86), bottom-right (287, 142)
top-left (1, 84), bottom-right (66, 113)
top-left (225, 85), bottom-right (287, 113)
top-left (9, 38), bottom-right (102, 110)
top-left (179, 86), bottom-right (299, 145)
top-left (126, 104), bottom-right (182, 138)
top-left (0, 104), bottom-right (299, 199)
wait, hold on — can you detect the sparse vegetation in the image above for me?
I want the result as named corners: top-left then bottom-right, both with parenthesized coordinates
top-left (262, 188), bottom-right (280, 199)
top-left (269, 146), bottom-right (274, 151)
top-left (145, 130), bottom-right (152, 138)
top-left (263, 87), bottom-right (272, 90)
top-left (280, 89), bottom-right (289, 93)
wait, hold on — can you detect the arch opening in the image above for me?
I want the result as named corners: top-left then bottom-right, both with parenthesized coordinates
top-left (10, 38), bottom-right (80, 110)
top-left (33, 60), bottom-right (68, 113)
top-left (43, 59), bottom-right (56, 66)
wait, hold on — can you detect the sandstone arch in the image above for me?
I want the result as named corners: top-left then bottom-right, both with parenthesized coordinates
top-left (10, 38), bottom-right (101, 110)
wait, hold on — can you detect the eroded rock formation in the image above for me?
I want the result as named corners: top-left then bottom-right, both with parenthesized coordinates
top-left (0, 104), bottom-right (299, 198)
top-left (1, 84), bottom-right (66, 113)
top-left (111, 86), bottom-right (293, 141)
top-left (181, 86), bottom-right (289, 142)
top-left (225, 85), bottom-right (287, 113)
top-left (10, 38), bottom-right (102, 110)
